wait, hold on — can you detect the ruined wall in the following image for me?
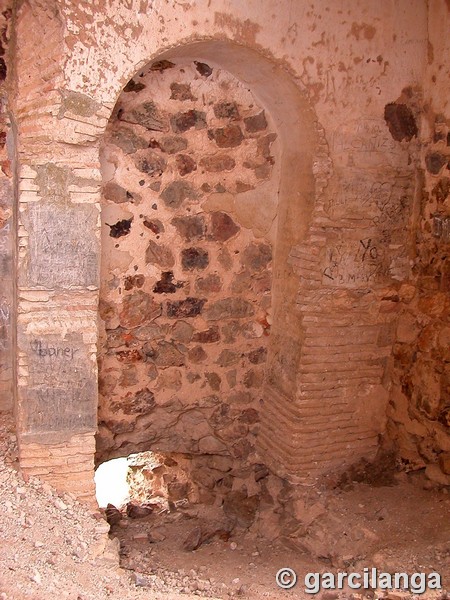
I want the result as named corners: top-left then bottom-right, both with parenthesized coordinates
top-left (10, 0), bottom-right (438, 499)
top-left (387, 0), bottom-right (450, 485)
top-left (0, 3), bottom-right (13, 412)
top-left (97, 59), bottom-right (278, 488)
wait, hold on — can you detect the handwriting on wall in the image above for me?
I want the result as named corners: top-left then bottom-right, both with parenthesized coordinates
top-left (25, 203), bottom-right (99, 289)
top-left (24, 334), bottom-right (96, 433)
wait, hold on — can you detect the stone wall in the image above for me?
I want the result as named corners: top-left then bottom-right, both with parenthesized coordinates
top-left (97, 59), bottom-right (278, 498)
top-left (386, 0), bottom-right (450, 486)
top-left (0, 2), bottom-right (13, 412)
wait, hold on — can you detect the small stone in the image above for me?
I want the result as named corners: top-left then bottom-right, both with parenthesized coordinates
top-left (119, 290), bottom-right (161, 328)
top-left (108, 218), bottom-right (132, 238)
top-left (124, 274), bottom-right (145, 290)
top-left (200, 154), bottom-right (236, 172)
top-left (150, 59), bottom-right (175, 72)
top-left (194, 61), bottom-right (213, 77)
top-left (209, 211), bottom-right (240, 241)
top-left (172, 215), bottom-right (205, 241)
top-left (247, 347), bottom-right (267, 364)
top-left (170, 82), bottom-right (195, 101)
top-left (134, 151), bottom-right (166, 177)
top-left (208, 124), bottom-right (244, 148)
top-left (425, 152), bottom-right (447, 175)
top-left (126, 503), bottom-right (153, 519)
top-left (198, 435), bottom-right (227, 454)
top-left (159, 135), bottom-right (188, 154)
top-left (143, 218), bottom-right (164, 234)
top-left (241, 242), bottom-right (272, 271)
top-left (167, 297), bottom-right (206, 318)
top-left (206, 298), bottom-right (254, 320)
top-left (153, 271), bottom-right (178, 294)
top-left (31, 571), bottom-right (42, 584)
top-left (217, 349), bottom-right (240, 367)
top-left (111, 127), bottom-right (148, 153)
top-left (181, 247), bottom-right (209, 271)
top-left (195, 273), bottom-right (222, 293)
top-left (244, 111), bottom-right (267, 133)
top-left (205, 372), bottom-right (221, 391)
top-left (171, 321), bottom-right (194, 343)
top-left (160, 180), bottom-right (196, 209)
top-left (105, 504), bottom-right (122, 526)
top-left (171, 109), bottom-right (207, 134)
top-left (214, 101), bottom-right (240, 120)
top-left (188, 346), bottom-right (208, 363)
top-left (119, 101), bottom-right (168, 131)
top-left (230, 542), bottom-right (238, 550)
top-left (193, 326), bottom-right (220, 343)
top-left (103, 182), bottom-right (140, 204)
top-left (176, 153), bottom-right (197, 176)
top-left (183, 527), bottom-right (203, 551)
top-left (145, 239), bottom-right (175, 268)
top-left (134, 573), bottom-right (151, 587)
top-left (123, 79), bottom-right (146, 93)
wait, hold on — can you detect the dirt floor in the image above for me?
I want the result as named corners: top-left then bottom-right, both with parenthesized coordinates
top-left (0, 413), bottom-right (449, 600)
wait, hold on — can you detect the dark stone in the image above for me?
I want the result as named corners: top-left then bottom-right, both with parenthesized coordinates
top-left (119, 101), bottom-right (168, 131)
top-left (244, 111), bottom-right (268, 133)
top-left (222, 491), bottom-right (259, 528)
top-left (241, 409), bottom-right (260, 425)
top-left (149, 182), bottom-right (161, 192)
top-left (159, 136), bottom-right (188, 154)
top-left (195, 273), bottom-right (222, 293)
top-left (123, 79), bottom-right (146, 93)
top-left (134, 151), bottom-right (167, 177)
top-left (384, 103), bottom-right (418, 142)
top-left (213, 101), bottom-right (240, 120)
top-left (124, 274), bottom-right (145, 290)
top-left (425, 152), bottom-right (447, 175)
top-left (167, 297), bottom-right (206, 318)
top-left (170, 82), bottom-right (195, 101)
top-left (206, 298), bottom-right (254, 320)
top-left (110, 127), bottom-right (148, 153)
top-left (108, 218), bottom-right (132, 238)
top-left (176, 154), bottom-right (197, 176)
top-left (119, 290), bottom-right (161, 328)
top-left (116, 387), bottom-right (155, 415)
top-left (160, 180), bottom-right (196, 209)
top-left (0, 58), bottom-right (6, 82)
top-left (119, 367), bottom-right (138, 387)
top-left (145, 239), bottom-right (175, 268)
top-left (153, 271), bottom-right (177, 294)
top-left (181, 247), bottom-right (209, 271)
top-left (247, 347), bottom-right (267, 364)
top-left (241, 242), bottom-right (272, 271)
top-left (209, 211), bottom-right (240, 241)
top-left (103, 182), bottom-right (140, 204)
top-left (171, 215), bottom-right (205, 241)
top-left (208, 125), bottom-right (244, 148)
top-left (254, 464), bottom-right (269, 481)
top-left (183, 527), bottom-right (203, 551)
top-left (199, 154), bottom-right (236, 172)
top-left (217, 349), bottom-right (240, 367)
top-left (205, 372), bottom-right (221, 391)
top-left (235, 181), bottom-right (254, 193)
top-left (170, 110), bottom-right (207, 134)
top-left (254, 162), bottom-right (271, 179)
top-left (194, 61), bottom-right (213, 77)
top-left (126, 503), bottom-right (153, 518)
top-left (228, 390), bottom-right (252, 405)
top-left (134, 323), bottom-right (165, 341)
top-left (231, 271), bottom-right (252, 293)
top-left (222, 321), bottom-right (241, 343)
top-left (257, 133), bottom-right (277, 159)
top-left (188, 345), bottom-right (208, 363)
top-left (193, 326), bottom-right (220, 344)
top-left (143, 218), bottom-right (164, 234)
top-left (150, 60), bottom-right (175, 72)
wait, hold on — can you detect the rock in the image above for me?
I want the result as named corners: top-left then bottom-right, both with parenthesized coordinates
top-left (241, 242), bottom-right (272, 271)
top-left (206, 298), bottom-right (254, 320)
top-left (153, 271), bottom-right (178, 294)
top-left (193, 326), bottom-right (220, 343)
top-left (176, 154), bottom-right (197, 176)
top-left (108, 217), bottom-right (132, 238)
top-left (119, 101), bottom-right (168, 131)
top-left (194, 61), bottom-right (213, 77)
top-left (209, 211), bottom-right (240, 241)
top-left (134, 151), bottom-right (167, 177)
top-left (217, 349), bottom-right (240, 367)
top-left (167, 297), bottom-right (206, 318)
top-left (143, 217), bottom-right (164, 234)
top-left (160, 180), bottom-right (196, 208)
top-left (110, 127), bottom-right (148, 154)
top-left (214, 101), bottom-right (240, 120)
top-left (124, 274), bottom-right (145, 290)
top-left (159, 135), bottom-right (188, 154)
top-left (425, 463), bottom-right (450, 485)
top-left (183, 527), bottom-right (203, 551)
top-left (247, 347), bottom-right (267, 364)
top-left (195, 274), bottom-right (222, 293)
top-left (208, 124), bottom-right (244, 148)
top-left (148, 530), bottom-right (166, 543)
top-left (151, 341), bottom-right (185, 367)
top-left (200, 154), bottom-right (236, 172)
top-left (119, 290), bottom-right (161, 328)
top-left (172, 215), bottom-right (205, 241)
top-left (123, 79), bottom-right (146, 93)
top-left (134, 573), bottom-right (151, 587)
top-left (205, 372), bottom-right (221, 391)
top-left (171, 320), bottom-right (194, 342)
top-left (188, 346), bottom-right (208, 363)
top-left (223, 491), bottom-right (259, 528)
top-left (181, 247), bottom-right (209, 271)
top-left (244, 111), bottom-right (267, 132)
top-left (126, 502), bottom-right (153, 519)
top-left (170, 82), bottom-right (195, 101)
top-left (150, 59), bottom-right (175, 72)
top-left (254, 463), bottom-right (269, 481)
top-left (103, 182), bottom-right (140, 204)
top-left (105, 504), bottom-right (122, 526)
top-left (425, 152), bottom-right (447, 175)
top-left (198, 435), bottom-right (228, 454)
top-left (145, 239), bottom-right (175, 268)
top-left (171, 110), bottom-right (206, 133)
top-left (439, 452), bottom-right (450, 475)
